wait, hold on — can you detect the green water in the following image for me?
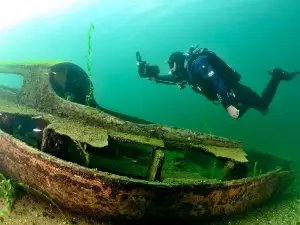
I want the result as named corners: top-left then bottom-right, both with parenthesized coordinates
top-left (0, 0), bottom-right (299, 164)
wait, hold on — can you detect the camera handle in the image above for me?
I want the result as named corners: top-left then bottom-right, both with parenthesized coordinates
top-left (136, 51), bottom-right (143, 63)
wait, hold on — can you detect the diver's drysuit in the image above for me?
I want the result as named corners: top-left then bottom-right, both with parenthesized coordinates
top-left (144, 47), bottom-right (298, 118)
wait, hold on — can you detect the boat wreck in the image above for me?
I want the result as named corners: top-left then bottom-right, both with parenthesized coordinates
top-left (0, 61), bottom-right (295, 221)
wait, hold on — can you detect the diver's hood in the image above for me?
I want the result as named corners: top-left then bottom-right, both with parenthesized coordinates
top-left (168, 52), bottom-right (185, 72)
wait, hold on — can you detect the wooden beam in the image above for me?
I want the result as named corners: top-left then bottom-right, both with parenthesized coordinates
top-left (147, 148), bottom-right (165, 181)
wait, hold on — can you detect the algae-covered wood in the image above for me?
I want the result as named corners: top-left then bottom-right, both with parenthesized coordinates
top-left (0, 61), bottom-right (247, 163)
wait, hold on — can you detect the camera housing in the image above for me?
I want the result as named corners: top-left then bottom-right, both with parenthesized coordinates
top-left (136, 51), bottom-right (160, 78)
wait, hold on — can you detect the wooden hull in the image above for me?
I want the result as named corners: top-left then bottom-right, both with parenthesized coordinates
top-left (0, 130), bottom-right (295, 220)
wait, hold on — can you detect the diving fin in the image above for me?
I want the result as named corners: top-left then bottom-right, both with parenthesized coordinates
top-left (268, 68), bottom-right (300, 81)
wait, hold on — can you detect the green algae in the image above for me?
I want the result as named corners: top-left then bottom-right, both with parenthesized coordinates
top-left (0, 173), bottom-right (15, 216)
top-left (47, 121), bottom-right (109, 148)
top-left (85, 23), bottom-right (95, 106)
top-left (0, 99), bottom-right (41, 116)
top-left (195, 143), bottom-right (248, 163)
top-left (109, 130), bottom-right (165, 148)
top-left (0, 60), bottom-right (66, 67)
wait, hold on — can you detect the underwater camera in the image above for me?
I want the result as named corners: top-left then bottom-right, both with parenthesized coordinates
top-left (136, 51), bottom-right (160, 78)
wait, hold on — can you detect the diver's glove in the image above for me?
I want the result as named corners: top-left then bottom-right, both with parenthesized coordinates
top-left (226, 105), bottom-right (240, 119)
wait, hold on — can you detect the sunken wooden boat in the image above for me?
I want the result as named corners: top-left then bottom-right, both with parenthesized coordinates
top-left (0, 61), bottom-right (296, 221)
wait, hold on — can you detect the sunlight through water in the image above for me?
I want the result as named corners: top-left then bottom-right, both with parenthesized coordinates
top-left (0, 0), bottom-right (96, 32)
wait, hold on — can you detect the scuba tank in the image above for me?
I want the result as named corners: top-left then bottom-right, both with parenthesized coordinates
top-left (185, 46), bottom-right (241, 86)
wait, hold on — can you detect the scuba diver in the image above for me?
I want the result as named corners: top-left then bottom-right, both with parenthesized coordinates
top-left (136, 46), bottom-right (300, 119)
